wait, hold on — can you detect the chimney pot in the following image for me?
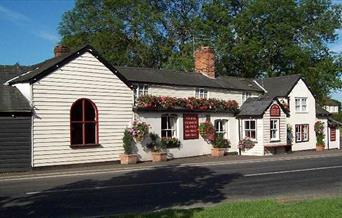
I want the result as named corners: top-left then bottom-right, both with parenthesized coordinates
top-left (194, 46), bottom-right (216, 78)
top-left (54, 45), bottom-right (70, 57)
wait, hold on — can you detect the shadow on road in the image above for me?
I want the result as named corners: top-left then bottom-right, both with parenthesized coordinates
top-left (0, 165), bottom-right (242, 217)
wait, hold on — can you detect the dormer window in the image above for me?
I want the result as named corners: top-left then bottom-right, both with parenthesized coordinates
top-left (133, 84), bottom-right (149, 102)
top-left (195, 88), bottom-right (208, 99)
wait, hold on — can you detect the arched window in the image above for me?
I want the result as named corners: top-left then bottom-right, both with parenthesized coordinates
top-left (70, 99), bottom-right (98, 145)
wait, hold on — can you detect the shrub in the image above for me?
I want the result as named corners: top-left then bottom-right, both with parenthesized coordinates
top-left (146, 132), bottom-right (166, 152)
top-left (212, 133), bottom-right (231, 148)
top-left (161, 137), bottom-right (181, 148)
top-left (314, 121), bottom-right (325, 146)
top-left (123, 129), bottom-right (134, 154)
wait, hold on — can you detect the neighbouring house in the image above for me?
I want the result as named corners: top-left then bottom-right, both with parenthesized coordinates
top-left (0, 44), bottom-right (340, 171)
top-left (323, 98), bottom-right (341, 114)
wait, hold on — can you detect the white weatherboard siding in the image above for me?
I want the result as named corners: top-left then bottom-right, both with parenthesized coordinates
top-left (32, 52), bottom-right (133, 167)
top-left (136, 112), bottom-right (238, 161)
top-left (287, 79), bottom-right (316, 151)
top-left (263, 104), bottom-right (287, 147)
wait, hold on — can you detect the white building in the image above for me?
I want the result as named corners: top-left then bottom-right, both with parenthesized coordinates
top-left (0, 45), bottom-right (340, 170)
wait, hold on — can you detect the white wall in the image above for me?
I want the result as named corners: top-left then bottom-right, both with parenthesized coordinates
top-left (149, 84), bottom-right (260, 108)
top-left (13, 83), bottom-right (32, 104)
top-left (287, 79), bottom-right (317, 151)
top-left (263, 103), bottom-right (287, 147)
top-left (32, 52), bottom-right (133, 167)
top-left (328, 127), bottom-right (340, 149)
top-left (240, 118), bottom-right (264, 156)
top-left (136, 112), bottom-right (238, 161)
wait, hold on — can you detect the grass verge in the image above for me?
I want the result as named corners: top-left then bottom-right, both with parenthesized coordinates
top-left (113, 197), bottom-right (342, 218)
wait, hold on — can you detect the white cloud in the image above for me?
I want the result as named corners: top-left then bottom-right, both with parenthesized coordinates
top-left (0, 5), bottom-right (31, 24)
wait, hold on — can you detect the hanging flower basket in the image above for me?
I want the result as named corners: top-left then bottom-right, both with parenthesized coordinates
top-left (238, 138), bottom-right (255, 151)
top-left (199, 121), bottom-right (216, 143)
top-left (129, 120), bottom-right (150, 143)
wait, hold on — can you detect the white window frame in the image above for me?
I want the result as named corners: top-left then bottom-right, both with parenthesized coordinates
top-left (161, 114), bottom-right (178, 138)
top-left (242, 92), bottom-right (252, 102)
top-left (215, 119), bottom-right (228, 139)
top-left (243, 119), bottom-right (257, 140)
top-left (270, 119), bottom-right (279, 141)
top-left (133, 84), bottom-right (149, 102)
top-left (295, 97), bottom-right (308, 112)
top-left (295, 124), bottom-right (309, 142)
top-left (195, 88), bottom-right (208, 99)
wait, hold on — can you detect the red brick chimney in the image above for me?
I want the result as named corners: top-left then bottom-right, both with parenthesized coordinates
top-left (54, 45), bottom-right (70, 57)
top-left (194, 46), bottom-right (216, 78)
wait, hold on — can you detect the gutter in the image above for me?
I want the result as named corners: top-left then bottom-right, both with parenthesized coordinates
top-left (253, 80), bottom-right (268, 93)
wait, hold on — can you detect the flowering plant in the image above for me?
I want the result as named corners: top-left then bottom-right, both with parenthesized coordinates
top-left (136, 95), bottom-right (239, 112)
top-left (161, 137), bottom-right (181, 148)
top-left (199, 121), bottom-right (216, 143)
top-left (212, 133), bottom-right (231, 148)
top-left (238, 137), bottom-right (255, 150)
top-left (129, 120), bottom-right (150, 142)
top-left (314, 121), bottom-right (325, 146)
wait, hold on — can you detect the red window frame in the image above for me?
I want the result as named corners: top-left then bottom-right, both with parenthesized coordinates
top-left (330, 128), bottom-right (336, 141)
top-left (70, 98), bottom-right (99, 146)
top-left (270, 104), bottom-right (280, 117)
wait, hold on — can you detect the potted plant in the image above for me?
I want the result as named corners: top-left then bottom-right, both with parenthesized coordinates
top-left (211, 133), bottom-right (231, 157)
top-left (129, 120), bottom-right (149, 142)
top-left (147, 133), bottom-right (167, 162)
top-left (315, 121), bottom-right (325, 151)
top-left (161, 137), bottom-right (181, 149)
top-left (120, 129), bottom-right (138, 164)
top-left (238, 137), bottom-right (255, 153)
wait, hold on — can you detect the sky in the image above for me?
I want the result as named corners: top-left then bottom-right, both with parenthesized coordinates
top-left (0, 0), bottom-right (341, 101)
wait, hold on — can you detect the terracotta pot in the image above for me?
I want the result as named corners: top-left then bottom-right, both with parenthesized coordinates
top-left (211, 148), bottom-right (225, 157)
top-left (316, 145), bottom-right (325, 152)
top-left (120, 154), bottom-right (138, 164)
top-left (152, 152), bottom-right (167, 162)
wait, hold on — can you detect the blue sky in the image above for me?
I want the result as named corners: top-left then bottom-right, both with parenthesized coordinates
top-left (0, 0), bottom-right (341, 101)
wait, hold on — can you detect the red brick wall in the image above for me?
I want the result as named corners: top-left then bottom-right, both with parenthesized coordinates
top-left (194, 46), bottom-right (216, 78)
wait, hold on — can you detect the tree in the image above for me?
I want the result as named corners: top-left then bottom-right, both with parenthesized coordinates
top-left (59, 0), bottom-right (342, 101)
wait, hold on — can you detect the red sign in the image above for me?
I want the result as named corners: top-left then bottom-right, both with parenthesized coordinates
top-left (270, 104), bottom-right (280, 117)
top-left (331, 128), bottom-right (336, 141)
top-left (183, 114), bottom-right (199, 140)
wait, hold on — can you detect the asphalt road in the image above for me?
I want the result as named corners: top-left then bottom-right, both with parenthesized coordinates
top-left (1, 155), bottom-right (342, 217)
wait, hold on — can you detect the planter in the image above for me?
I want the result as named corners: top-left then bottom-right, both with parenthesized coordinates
top-left (120, 154), bottom-right (138, 164)
top-left (211, 148), bottom-right (225, 157)
top-left (316, 145), bottom-right (325, 152)
top-left (151, 152), bottom-right (167, 162)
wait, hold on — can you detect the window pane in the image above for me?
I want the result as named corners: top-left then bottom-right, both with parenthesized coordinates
top-left (251, 121), bottom-right (256, 129)
top-left (161, 116), bottom-right (167, 129)
top-left (71, 101), bottom-right (82, 121)
top-left (71, 123), bottom-right (83, 145)
top-left (245, 121), bottom-right (250, 129)
top-left (245, 131), bottom-right (250, 138)
top-left (84, 100), bottom-right (95, 121)
top-left (251, 131), bottom-right (256, 139)
top-left (85, 123), bottom-right (96, 144)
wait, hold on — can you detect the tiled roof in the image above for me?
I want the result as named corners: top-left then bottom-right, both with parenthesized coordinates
top-left (0, 85), bottom-right (31, 113)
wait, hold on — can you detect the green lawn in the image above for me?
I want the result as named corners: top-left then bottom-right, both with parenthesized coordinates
top-left (114, 197), bottom-right (342, 218)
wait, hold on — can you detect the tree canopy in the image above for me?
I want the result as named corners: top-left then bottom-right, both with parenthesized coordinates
top-left (59, 0), bottom-right (342, 102)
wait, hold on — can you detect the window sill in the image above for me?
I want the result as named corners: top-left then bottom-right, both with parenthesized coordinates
top-left (270, 139), bottom-right (280, 143)
top-left (70, 144), bottom-right (102, 149)
top-left (295, 140), bottom-right (309, 143)
top-left (295, 112), bottom-right (308, 114)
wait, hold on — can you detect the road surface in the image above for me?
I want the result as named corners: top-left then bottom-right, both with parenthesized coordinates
top-left (0, 155), bottom-right (342, 217)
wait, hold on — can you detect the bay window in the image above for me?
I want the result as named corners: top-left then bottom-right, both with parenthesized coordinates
top-left (244, 120), bottom-right (256, 140)
top-left (161, 114), bottom-right (177, 138)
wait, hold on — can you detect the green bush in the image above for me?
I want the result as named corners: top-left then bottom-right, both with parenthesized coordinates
top-left (123, 129), bottom-right (134, 154)
top-left (212, 133), bottom-right (231, 148)
top-left (161, 137), bottom-right (181, 148)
